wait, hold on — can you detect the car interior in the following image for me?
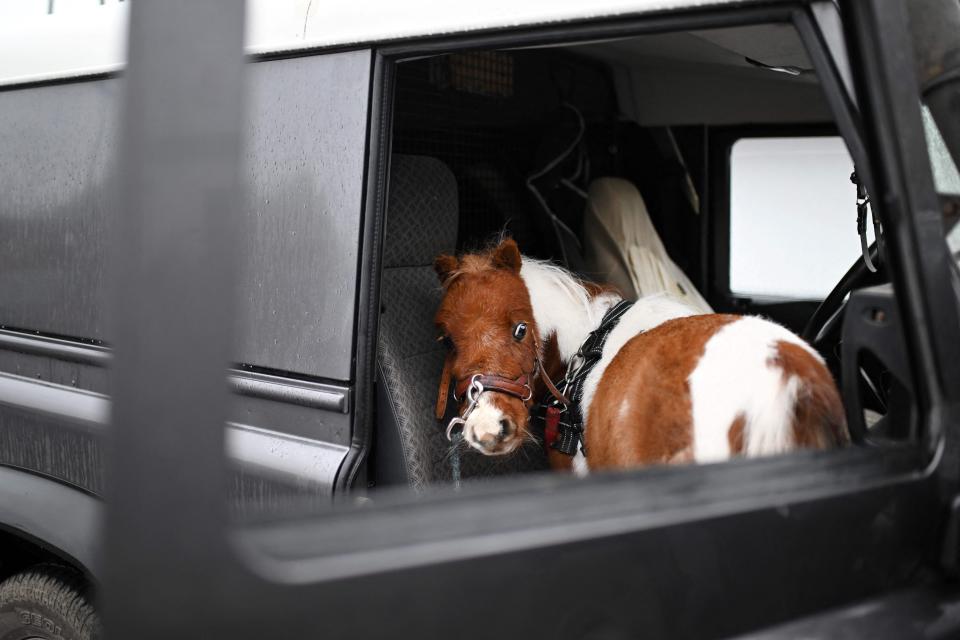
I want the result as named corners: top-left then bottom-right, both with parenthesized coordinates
top-left (372, 22), bottom-right (912, 491)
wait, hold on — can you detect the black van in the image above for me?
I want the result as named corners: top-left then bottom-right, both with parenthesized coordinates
top-left (1, 0), bottom-right (959, 637)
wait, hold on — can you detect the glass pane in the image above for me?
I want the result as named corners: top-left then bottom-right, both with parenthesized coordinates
top-left (920, 105), bottom-right (960, 259)
top-left (729, 136), bottom-right (868, 299)
top-left (921, 105), bottom-right (960, 198)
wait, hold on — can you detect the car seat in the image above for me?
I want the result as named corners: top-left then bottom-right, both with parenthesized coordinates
top-left (582, 177), bottom-right (712, 312)
top-left (375, 154), bottom-right (548, 490)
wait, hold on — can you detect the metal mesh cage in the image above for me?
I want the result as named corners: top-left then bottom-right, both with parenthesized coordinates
top-left (392, 50), bottom-right (617, 259)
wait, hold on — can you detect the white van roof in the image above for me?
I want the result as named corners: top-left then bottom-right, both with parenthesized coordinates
top-left (1, 0), bottom-right (763, 88)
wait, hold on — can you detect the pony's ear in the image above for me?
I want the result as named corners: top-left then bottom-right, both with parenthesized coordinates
top-left (434, 254), bottom-right (459, 283)
top-left (492, 237), bottom-right (522, 272)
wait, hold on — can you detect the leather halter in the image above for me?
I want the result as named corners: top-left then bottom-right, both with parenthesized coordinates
top-left (434, 337), bottom-right (568, 424)
top-left (455, 373), bottom-right (532, 404)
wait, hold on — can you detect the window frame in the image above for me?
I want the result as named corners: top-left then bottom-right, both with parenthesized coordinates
top-left (330, 0), bottom-right (945, 575)
top-left (343, 3), bottom-right (891, 498)
top-left (344, 2), bottom-right (935, 541)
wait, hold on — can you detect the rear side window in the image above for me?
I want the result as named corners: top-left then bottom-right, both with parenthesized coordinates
top-left (729, 136), bottom-right (865, 300)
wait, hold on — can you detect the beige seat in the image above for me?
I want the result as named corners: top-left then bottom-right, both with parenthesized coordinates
top-left (582, 177), bottom-right (712, 313)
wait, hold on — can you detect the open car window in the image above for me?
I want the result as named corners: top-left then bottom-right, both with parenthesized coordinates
top-left (728, 136), bottom-right (869, 300)
top-left (922, 105), bottom-right (960, 198)
top-left (921, 105), bottom-right (960, 257)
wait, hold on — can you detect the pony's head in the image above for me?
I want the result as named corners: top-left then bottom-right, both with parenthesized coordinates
top-left (433, 238), bottom-right (543, 456)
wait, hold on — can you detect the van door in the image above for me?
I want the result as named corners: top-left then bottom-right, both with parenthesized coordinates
top-left (0, 18), bottom-right (373, 512)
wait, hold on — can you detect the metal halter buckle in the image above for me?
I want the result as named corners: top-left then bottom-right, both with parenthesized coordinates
top-left (520, 383), bottom-right (533, 403)
top-left (445, 417), bottom-right (466, 441)
top-left (465, 374), bottom-right (484, 403)
top-left (446, 375), bottom-right (484, 441)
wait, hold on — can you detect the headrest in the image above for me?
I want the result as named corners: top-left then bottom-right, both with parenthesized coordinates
top-left (586, 177), bottom-right (664, 254)
top-left (383, 155), bottom-right (459, 267)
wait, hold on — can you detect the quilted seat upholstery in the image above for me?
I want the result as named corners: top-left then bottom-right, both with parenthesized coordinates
top-left (375, 154), bottom-right (547, 489)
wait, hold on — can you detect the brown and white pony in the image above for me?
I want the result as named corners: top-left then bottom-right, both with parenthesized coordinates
top-left (433, 238), bottom-right (849, 475)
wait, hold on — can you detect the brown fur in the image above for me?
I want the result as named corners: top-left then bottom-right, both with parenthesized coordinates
top-left (728, 414), bottom-right (746, 454)
top-left (585, 315), bottom-right (739, 469)
top-left (770, 341), bottom-right (849, 449)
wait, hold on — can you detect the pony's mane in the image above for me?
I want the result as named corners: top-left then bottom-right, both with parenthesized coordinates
top-left (439, 242), bottom-right (604, 328)
top-left (519, 256), bottom-right (599, 326)
top-left (438, 245), bottom-right (499, 290)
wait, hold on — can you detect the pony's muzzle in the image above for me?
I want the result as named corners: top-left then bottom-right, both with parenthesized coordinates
top-left (474, 417), bottom-right (516, 451)
top-left (464, 395), bottom-right (521, 455)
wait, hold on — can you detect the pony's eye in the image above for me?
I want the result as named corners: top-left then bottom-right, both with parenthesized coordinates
top-left (512, 322), bottom-right (527, 341)
top-left (438, 335), bottom-right (454, 350)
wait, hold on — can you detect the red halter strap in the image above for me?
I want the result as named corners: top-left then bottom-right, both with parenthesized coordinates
top-left (454, 373), bottom-right (533, 404)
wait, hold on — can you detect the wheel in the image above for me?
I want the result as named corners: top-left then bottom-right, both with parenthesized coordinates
top-left (0, 564), bottom-right (100, 640)
top-left (803, 247), bottom-right (889, 427)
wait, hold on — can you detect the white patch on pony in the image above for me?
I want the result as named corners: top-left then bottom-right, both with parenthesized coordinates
top-left (579, 294), bottom-right (701, 432)
top-left (463, 393), bottom-right (503, 453)
top-left (572, 450), bottom-right (589, 477)
top-left (688, 316), bottom-right (820, 463)
top-left (519, 257), bottom-right (618, 361)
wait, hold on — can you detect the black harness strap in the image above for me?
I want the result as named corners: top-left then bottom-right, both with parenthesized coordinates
top-left (537, 299), bottom-right (635, 456)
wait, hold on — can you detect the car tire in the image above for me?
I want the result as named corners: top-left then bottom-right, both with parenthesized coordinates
top-left (0, 564), bottom-right (100, 640)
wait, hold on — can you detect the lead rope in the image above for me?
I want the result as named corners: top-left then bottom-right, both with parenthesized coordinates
top-left (445, 376), bottom-right (486, 492)
top-left (450, 433), bottom-right (462, 491)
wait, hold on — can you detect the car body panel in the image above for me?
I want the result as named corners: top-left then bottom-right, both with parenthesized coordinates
top-left (0, 0), bottom-right (773, 87)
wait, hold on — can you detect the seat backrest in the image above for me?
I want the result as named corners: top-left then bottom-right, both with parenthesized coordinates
top-left (582, 177), bottom-right (712, 313)
top-left (375, 154), bottom-right (547, 490)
